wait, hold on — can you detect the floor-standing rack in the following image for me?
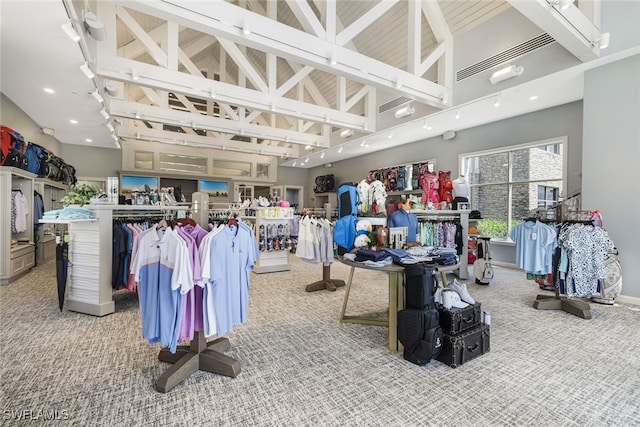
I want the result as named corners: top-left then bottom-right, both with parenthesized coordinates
top-left (254, 207), bottom-right (294, 273)
top-left (412, 209), bottom-right (470, 280)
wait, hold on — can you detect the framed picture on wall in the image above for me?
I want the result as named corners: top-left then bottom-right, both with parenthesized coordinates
top-left (199, 180), bottom-right (229, 202)
top-left (120, 175), bottom-right (159, 196)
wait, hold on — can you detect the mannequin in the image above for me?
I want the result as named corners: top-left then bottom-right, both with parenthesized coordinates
top-left (452, 174), bottom-right (470, 210)
top-left (388, 198), bottom-right (419, 244)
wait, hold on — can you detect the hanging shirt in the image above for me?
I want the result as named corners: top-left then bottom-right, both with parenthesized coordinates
top-left (203, 224), bottom-right (256, 338)
top-left (558, 224), bottom-right (614, 296)
top-left (11, 190), bottom-right (29, 233)
top-left (509, 220), bottom-right (556, 275)
top-left (131, 226), bottom-right (193, 353)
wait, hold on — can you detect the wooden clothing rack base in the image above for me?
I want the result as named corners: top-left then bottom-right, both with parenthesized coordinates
top-left (533, 294), bottom-right (592, 319)
top-left (305, 264), bottom-right (346, 292)
top-left (155, 330), bottom-right (241, 393)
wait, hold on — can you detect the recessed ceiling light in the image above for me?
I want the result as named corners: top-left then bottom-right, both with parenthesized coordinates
top-left (43, 88), bottom-right (55, 94)
top-left (85, 138), bottom-right (92, 143)
top-left (338, 146), bottom-right (343, 153)
top-left (529, 95), bottom-right (539, 101)
top-left (70, 119), bottom-right (78, 124)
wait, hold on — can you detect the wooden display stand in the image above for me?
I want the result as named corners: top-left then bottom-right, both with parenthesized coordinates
top-left (156, 330), bottom-right (240, 393)
top-left (305, 264), bottom-right (346, 292)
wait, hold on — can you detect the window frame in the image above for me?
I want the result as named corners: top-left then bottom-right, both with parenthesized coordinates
top-left (458, 136), bottom-right (568, 240)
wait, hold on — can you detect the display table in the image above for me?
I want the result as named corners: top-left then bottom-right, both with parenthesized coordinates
top-left (338, 257), bottom-right (405, 352)
top-left (337, 256), bottom-right (461, 352)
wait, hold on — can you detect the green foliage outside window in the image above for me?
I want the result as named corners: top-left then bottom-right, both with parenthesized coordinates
top-left (478, 219), bottom-right (523, 239)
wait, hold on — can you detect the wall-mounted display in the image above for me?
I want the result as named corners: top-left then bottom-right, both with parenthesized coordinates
top-left (120, 175), bottom-right (159, 205)
top-left (121, 175), bottom-right (159, 194)
top-left (199, 180), bottom-right (229, 202)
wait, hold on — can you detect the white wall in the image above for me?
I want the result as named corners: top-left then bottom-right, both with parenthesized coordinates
top-left (307, 101), bottom-right (584, 206)
top-left (60, 144), bottom-right (121, 180)
top-left (582, 54), bottom-right (640, 299)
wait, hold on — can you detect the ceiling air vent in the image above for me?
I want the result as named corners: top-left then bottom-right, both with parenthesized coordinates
top-left (456, 33), bottom-right (555, 82)
top-left (378, 96), bottom-right (413, 114)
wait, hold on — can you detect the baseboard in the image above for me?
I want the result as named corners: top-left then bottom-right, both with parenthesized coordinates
top-left (491, 261), bottom-right (518, 269)
top-left (615, 294), bottom-right (640, 307)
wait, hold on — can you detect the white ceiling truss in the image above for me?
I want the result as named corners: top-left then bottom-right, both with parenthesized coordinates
top-left (1, 0), bottom-right (620, 169)
top-left (79, 0), bottom-right (454, 158)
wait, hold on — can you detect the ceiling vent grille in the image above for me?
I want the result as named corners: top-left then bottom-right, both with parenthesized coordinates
top-left (378, 96), bottom-right (413, 114)
top-left (456, 33), bottom-right (555, 82)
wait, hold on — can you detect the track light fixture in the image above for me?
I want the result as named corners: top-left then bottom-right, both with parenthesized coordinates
top-left (596, 32), bottom-right (611, 49)
top-left (80, 62), bottom-right (94, 79)
top-left (61, 21), bottom-right (80, 42)
top-left (91, 90), bottom-right (103, 103)
top-left (340, 129), bottom-right (354, 138)
top-left (242, 20), bottom-right (251, 35)
top-left (100, 109), bottom-right (110, 120)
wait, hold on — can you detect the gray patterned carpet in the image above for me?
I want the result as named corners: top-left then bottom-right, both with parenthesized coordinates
top-left (1, 256), bottom-right (639, 426)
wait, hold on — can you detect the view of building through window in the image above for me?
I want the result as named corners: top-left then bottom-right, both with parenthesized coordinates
top-left (461, 138), bottom-right (565, 239)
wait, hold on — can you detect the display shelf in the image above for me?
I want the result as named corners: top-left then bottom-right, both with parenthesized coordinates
top-left (1, 167), bottom-right (36, 284)
top-left (34, 178), bottom-right (68, 264)
top-left (254, 207), bottom-right (294, 274)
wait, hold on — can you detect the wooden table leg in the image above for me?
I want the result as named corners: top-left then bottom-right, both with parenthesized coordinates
top-left (388, 271), bottom-right (402, 352)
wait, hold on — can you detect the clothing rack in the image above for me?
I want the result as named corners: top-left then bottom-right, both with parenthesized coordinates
top-left (531, 217), bottom-right (599, 319)
top-left (137, 216), bottom-right (252, 392)
top-left (296, 213), bottom-right (344, 292)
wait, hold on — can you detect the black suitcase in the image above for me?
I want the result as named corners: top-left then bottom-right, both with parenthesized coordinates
top-left (436, 324), bottom-right (490, 368)
top-left (437, 302), bottom-right (482, 335)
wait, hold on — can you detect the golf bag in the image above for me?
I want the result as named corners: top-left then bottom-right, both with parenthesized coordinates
top-left (592, 249), bottom-right (622, 305)
top-left (473, 237), bottom-right (494, 285)
top-left (333, 182), bottom-right (359, 255)
top-left (398, 262), bottom-right (443, 365)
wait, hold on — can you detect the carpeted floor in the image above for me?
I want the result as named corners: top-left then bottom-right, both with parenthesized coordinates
top-left (1, 255), bottom-right (639, 426)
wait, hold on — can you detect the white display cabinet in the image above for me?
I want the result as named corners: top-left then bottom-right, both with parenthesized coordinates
top-left (254, 207), bottom-right (294, 274)
top-left (1, 167), bottom-right (36, 284)
top-left (33, 178), bottom-right (68, 264)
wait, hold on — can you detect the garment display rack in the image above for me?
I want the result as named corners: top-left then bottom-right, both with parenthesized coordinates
top-left (529, 210), bottom-right (597, 319)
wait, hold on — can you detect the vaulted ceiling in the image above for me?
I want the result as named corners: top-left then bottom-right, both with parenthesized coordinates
top-left (1, 0), bottom-right (614, 170)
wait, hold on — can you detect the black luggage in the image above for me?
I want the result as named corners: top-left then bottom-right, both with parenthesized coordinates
top-left (437, 302), bottom-right (482, 335)
top-left (436, 324), bottom-right (490, 368)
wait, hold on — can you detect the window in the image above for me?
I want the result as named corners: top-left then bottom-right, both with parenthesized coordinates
top-left (538, 144), bottom-right (560, 154)
top-left (461, 137), bottom-right (565, 239)
top-left (537, 186), bottom-right (558, 209)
